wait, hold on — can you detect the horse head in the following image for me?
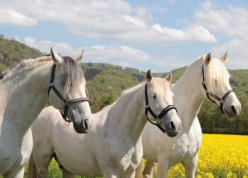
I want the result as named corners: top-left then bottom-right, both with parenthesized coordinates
top-left (201, 52), bottom-right (241, 118)
top-left (145, 70), bottom-right (181, 137)
top-left (48, 48), bottom-right (92, 133)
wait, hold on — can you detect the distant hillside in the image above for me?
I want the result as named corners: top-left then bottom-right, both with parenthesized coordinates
top-left (0, 35), bottom-right (41, 72)
top-left (229, 69), bottom-right (248, 95)
top-left (171, 66), bottom-right (187, 83)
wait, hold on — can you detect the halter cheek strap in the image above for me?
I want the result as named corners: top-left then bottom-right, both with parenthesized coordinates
top-left (201, 65), bottom-right (233, 114)
top-left (145, 84), bottom-right (177, 133)
top-left (48, 64), bottom-right (89, 123)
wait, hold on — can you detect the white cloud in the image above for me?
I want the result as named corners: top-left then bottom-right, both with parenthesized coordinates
top-left (151, 6), bottom-right (167, 13)
top-left (23, 37), bottom-right (185, 69)
top-left (84, 45), bottom-right (149, 62)
top-left (195, 3), bottom-right (248, 40)
top-left (13, 36), bottom-right (20, 42)
top-left (23, 37), bottom-right (150, 63)
top-left (0, 0), bottom-right (216, 44)
top-left (0, 8), bottom-right (37, 26)
top-left (194, 2), bottom-right (248, 69)
top-left (211, 39), bottom-right (248, 69)
top-left (24, 37), bottom-right (77, 56)
top-left (152, 56), bottom-right (186, 69)
top-left (113, 61), bottom-right (131, 68)
top-left (200, 1), bottom-right (214, 10)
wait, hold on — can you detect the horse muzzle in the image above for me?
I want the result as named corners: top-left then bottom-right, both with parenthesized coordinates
top-left (71, 110), bottom-right (92, 133)
top-left (162, 115), bottom-right (181, 137)
top-left (225, 103), bottom-right (241, 118)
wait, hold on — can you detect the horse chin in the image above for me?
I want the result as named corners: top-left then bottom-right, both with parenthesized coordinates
top-left (224, 106), bottom-right (240, 119)
top-left (166, 130), bottom-right (178, 137)
top-left (224, 110), bottom-right (237, 121)
top-left (164, 123), bottom-right (179, 137)
top-left (225, 111), bottom-right (235, 119)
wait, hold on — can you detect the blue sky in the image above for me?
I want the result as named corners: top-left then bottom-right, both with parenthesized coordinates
top-left (0, 0), bottom-right (248, 72)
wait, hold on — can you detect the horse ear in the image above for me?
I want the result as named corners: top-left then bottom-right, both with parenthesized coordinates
top-left (146, 69), bottom-right (153, 83)
top-left (75, 49), bottom-right (84, 63)
top-left (221, 51), bottom-right (228, 62)
top-left (51, 47), bottom-right (63, 64)
top-left (165, 72), bottom-right (172, 83)
top-left (205, 52), bottom-right (212, 65)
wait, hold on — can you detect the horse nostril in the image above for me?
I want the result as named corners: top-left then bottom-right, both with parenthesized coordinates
top-left (170, 121), bottom-right (175, 130)
top-left (231, 105), bottom-right (237, 115)
top-left (83, 119), bottom-right (88, 130)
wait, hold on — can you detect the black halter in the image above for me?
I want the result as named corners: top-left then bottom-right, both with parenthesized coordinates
top-left (201, 65), bottom-right (233, 114)
top-left (145, 84), bottom-right (177, 133)
top-left (48, 64), bottom-right (89, 123)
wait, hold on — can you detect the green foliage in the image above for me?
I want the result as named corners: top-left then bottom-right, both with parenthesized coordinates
top-left (0, 35), bottom-right (41, 72)
top-left (171, 66), bottom-right (187, 83)
top-left (85, 69), bottom-right (139, 113)
top-left (82, 63), bottom-right (248, 134)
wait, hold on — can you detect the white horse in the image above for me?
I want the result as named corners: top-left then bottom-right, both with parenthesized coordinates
top-left (0, 48), bottom-right (92, 178)
top-left (27, 71), bottom-right (181, 178)
top-left (136, 52), bottom-right (241, 178)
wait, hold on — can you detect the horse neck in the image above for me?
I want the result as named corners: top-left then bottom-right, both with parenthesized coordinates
top-left (1, 61), bottom-right (53, 137)
top-left (105, 83), bottom-right (146, 142)
top-left (172, 58), bottom-right (205, 131)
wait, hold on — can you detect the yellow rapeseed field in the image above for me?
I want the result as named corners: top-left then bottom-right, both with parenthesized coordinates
top-left (48, 134), bottom-right (248, 178)
top-left (164, 134), bottom-right (248, 178)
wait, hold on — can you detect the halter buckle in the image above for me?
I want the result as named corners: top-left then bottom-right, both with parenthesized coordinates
top-left (49, 83), bottom-right (54, 87)
top-left (64, 99), bottom-right (71, 105)
top-left (156, 118), bottom-right (160, 124)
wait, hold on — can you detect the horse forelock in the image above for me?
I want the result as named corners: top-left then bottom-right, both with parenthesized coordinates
top-left (150, 78), bottom-right (173, 102)
top-left (205, 57), bottom-right (230, 94)
top-left (62, 56), bottom-right (85, 95)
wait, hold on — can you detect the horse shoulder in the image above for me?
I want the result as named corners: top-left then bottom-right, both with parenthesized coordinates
top-left (31, 106), bottom-right (60, 148)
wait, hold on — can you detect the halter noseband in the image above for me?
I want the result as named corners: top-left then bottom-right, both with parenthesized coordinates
top-left (48, 64), bottom-right (89, 123)
top-left (201, 65), bottom-right (233, 114)
top-left (145, 84), bottom-right (177, 133)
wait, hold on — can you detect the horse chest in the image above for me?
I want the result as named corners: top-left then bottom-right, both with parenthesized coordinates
top-left (169, 131), bottom-right (201, 166)
top-left (107, 139), bottom-right (143, 174)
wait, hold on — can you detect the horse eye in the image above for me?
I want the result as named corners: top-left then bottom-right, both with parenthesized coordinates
top-left (153, 94), bottom-right (156, 100)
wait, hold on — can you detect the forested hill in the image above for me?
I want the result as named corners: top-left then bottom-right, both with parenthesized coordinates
top-left (0, 35), bottom-right (41, 72)
top-left (81, 62), bottom-right (248, 134)
top-left (1, 35), bottom-right (248, 134)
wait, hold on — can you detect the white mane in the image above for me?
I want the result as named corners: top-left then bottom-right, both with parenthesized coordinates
top-left (0, 55), bottom-right (52, 81)
top-left (121, 82), bottom-right (144, 96)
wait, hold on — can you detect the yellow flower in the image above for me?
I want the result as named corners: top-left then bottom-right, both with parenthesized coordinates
top-left (144, 134), bottom-right (248, 177)
top-left (204, 172), bottom-right (214, 178)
